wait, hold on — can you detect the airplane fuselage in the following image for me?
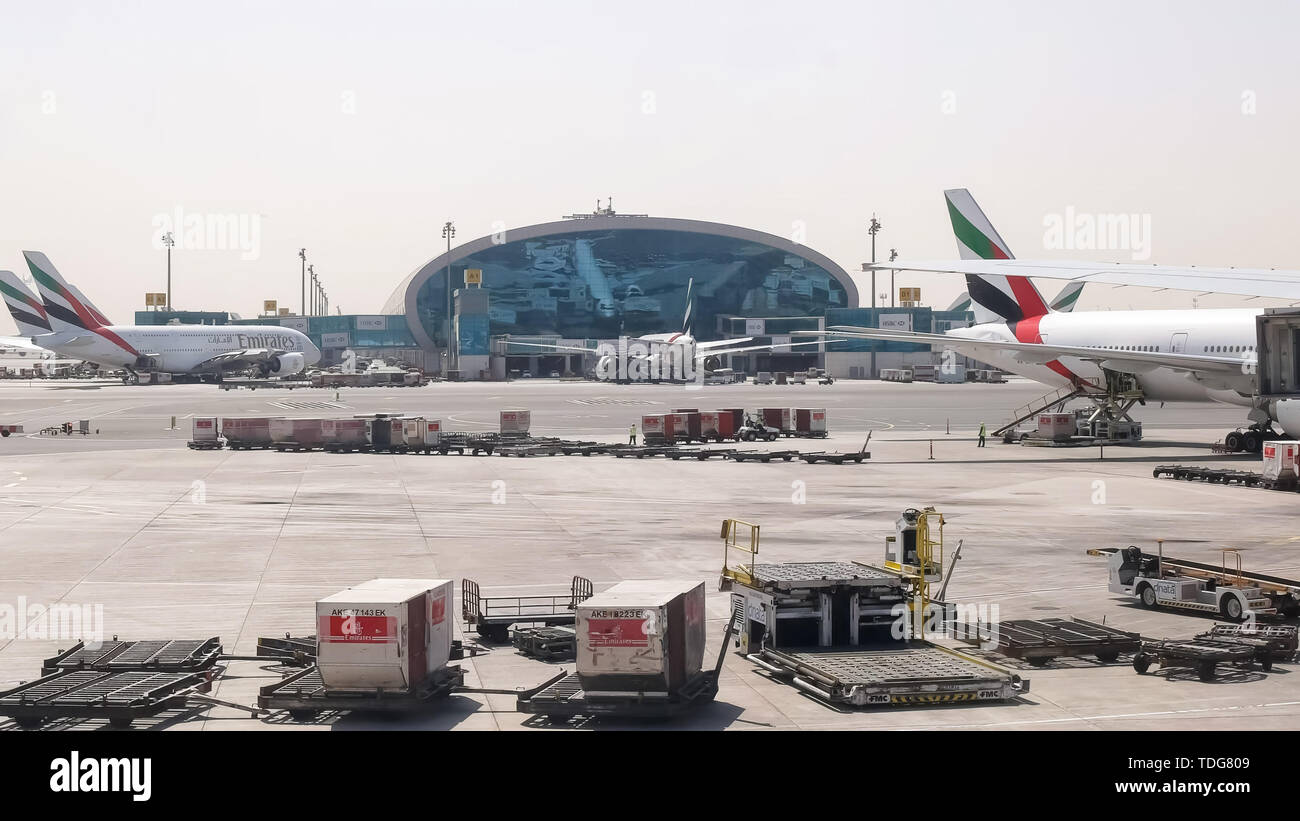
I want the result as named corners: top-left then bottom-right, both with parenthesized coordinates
top-left (947, 308), bottom-right (1260, 406)
top-left (32, 325), bottom-right (320, 375)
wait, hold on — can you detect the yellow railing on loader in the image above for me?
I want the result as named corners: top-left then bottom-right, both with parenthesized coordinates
top-left (719, 518), bottom-right (760, 589)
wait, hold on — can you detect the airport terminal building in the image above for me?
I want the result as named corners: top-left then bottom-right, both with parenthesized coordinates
top-left (148, 207), bottom-right (974, 379)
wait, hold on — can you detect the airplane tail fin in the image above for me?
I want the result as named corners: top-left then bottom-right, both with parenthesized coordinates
top-left (944, 188), bottom-right (1049, 323)
top-left (1049, 281), bottom-right (1085, 313)
top-left (0, 271), bottom-right (52, 337)
top-left (23, 251), bottom-right (104, 332)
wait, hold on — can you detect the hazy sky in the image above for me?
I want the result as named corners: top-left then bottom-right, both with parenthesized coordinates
top-left (3, 0), bottom-right (1299, 334)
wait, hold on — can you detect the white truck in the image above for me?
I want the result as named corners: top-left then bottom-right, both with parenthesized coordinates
top-left (1092, 545), bottom-right (1300, 621)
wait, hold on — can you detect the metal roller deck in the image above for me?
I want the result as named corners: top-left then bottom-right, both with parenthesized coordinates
top-left (963, 618), bottom-right (1141, 665)
top-left (0, 668), bottom-right (215, 728)
top-left (751, 645), bottom-right (1027, 707)
top-left (258, 664), bottom-right (464, 720)
top-left (42, 636), bottom-right (223, 675)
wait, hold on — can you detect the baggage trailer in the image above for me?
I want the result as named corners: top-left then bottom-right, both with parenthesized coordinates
top-left (516, 581), bottom-right (732, 720)
top-left (188, 416), bottom-right (220, 449)
top-left (1152, 464), bottom-right (1263, 487)
top-left (960, 618), bottom-right (1141, 666)
top-left (258, 663), bottom-right (463, 720)
top-left (270, 418), bottom-right (325, 451)
top-left (222, 416), bottom-right (279, 449)
top-left (1132, 637), bottom-right (1263, 681)
top-left (728, 449), bottom-right (798, 463)
top-left (321, 418), bottom-right (369, 452)
top-left (673, 409), bottom-right (702, 441)
top-left (1197, 623), bottom-right (1298, 664)
top-left (759, 407), bottom-right (792, 433)
top-left (461, 575), bottom-right (593, 642)
top-left (0, 424), bottom-right (23, 438)
top-left (363, 414), bottom-right (407, 453)
top-left (1090, 544), bottom-right (1300, 620)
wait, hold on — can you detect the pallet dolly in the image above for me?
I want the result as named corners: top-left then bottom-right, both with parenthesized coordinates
top-left (1133, 637), bottom-right (1264, 681)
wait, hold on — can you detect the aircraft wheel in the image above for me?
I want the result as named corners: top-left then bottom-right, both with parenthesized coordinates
top-left (1224, 430), bottom-right (1244, 452)
top-left (1243, 430), bottom-right (1263, 454)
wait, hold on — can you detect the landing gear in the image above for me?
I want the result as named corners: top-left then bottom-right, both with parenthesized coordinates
top-left (1222, 424), bottom-right (1278, 454)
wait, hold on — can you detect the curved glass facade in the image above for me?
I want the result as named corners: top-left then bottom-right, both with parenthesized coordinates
top-left (412, 228), bottom-right (850, 346)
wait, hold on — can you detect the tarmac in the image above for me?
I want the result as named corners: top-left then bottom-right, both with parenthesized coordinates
top-left (1, 375), bottom-right (1297, 731)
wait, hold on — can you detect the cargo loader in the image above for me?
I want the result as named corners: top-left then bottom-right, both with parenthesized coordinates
top-left (1089, 543), bottom-right (1300, 621)
top-left (720, 512), bottom-right (1027, 708)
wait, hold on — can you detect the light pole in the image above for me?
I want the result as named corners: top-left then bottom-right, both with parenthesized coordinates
top-left (299, 248), bottom-right (307, 316)
top-left (868, 216), bottom-right (881, 309)
top-left (309, 265), bottom-right (317, 315)
top-left (162, 232), bottom-right (175, 310)
top-left (441, 221), bottom-right (456, 372)
top-left (889, 248), bottom-right (898, 307)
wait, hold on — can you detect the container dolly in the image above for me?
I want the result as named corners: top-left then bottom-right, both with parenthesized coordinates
top-left (727, 449), bottom-right (799, 463)
top-left (515, 609), bottom-right (738, 720)
top-left (258, 664), bottom-right (465, 722)
top-left (461, 575), bottom-right (593, 643)
top-left (511, 626), bottom-right (577, 661)
top-left (1132, 637), bottom-right (1262, 681)
top-left (959, 617), bottom-right (1141, 666)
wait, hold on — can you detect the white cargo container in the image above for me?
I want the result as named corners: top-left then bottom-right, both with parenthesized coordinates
top-left (500, 409), bottom-right (531, 434)
top-left (576, 579), bottom-right (706, 693)
top-left (315, 578), bottom-right (453, 690)
top-left (935, 364), bottom-right (966, 384)
top-left (1037, 412), bottom-right (1075, 440)
top-left (191, 417), bottom-right (218, 442)
top-left (1262, 440), bottom-right (1300, 485)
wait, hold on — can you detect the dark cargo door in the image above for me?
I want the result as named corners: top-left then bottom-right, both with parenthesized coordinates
top-left (406, 597), bottom-right (427, 687)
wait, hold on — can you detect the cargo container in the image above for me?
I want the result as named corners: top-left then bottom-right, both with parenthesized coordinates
top-left (698, 411), bottom-right (721, 441)
top-left (1036, 412), bottom-right (1075, 440)
top-left (576, 579), bottom-right (706, 693)
top-left (794, 408), bottom-right (827, 436)
top-left (500, 409), bottom-right (531, 435)
top-left (270, 418), bottom-right (325, 450)
top-left (315, 578), bottom-right (453, 690)
top-left (935, 364), bottom-right (966, 384)
top-left (755, 371), bottom-right (773, 385)
top-left (321, 418), bottom-right (369, 452)
top-left (191, 417), bottom-right (217, 442)
top-left (717, 408), bottom-right (745, 439)
top-left (910, 364), bottom-right (937, 382)
top-left (640, 413), bottom-right (666, 443)
top-left (1262, 440), bottom-right (1300, 489)
top-left (361, 415), bottom-right (405, 452)
top-left (399, 417), bottom-right (441, 453)
top-left (663, 412), bottom-right (689, 442)
top-left (222, 417), bottom-right (279, 449)
top-left (759, 407), bottom-right (792, 433)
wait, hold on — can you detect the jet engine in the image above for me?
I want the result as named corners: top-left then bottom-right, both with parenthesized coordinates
top-left (269, 352), bottom-right (307, 375)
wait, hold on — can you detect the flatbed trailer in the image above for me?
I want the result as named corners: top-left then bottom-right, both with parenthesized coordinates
top-left (461, 575), bottom-right (593, 642)
top-left (1196, 624), bottom-right (1298, 663)
top-left (439, 432), bottom-right (497, 455)
top-left (560, 442), bottom-right (616, 456)
top-left (667, 447), bottom-right (736, 460)
top-left (258, 664), bottom-right (464, 721)
top-left (1, 636), bottom-right (228, 728)
top-left (799, 451), bottom-right (869, 464)
top-left (1153, 464), bottom-right (1263, 487)
top-left (728, 449), bottom-right (799, 463)
top-left (749, 644), bottom-right (1027, 707)
top-left (495, 443), bottom-right (564, 457)
top-left (960, 618), bottom-right (1140, 665)
top-left (1089, 545), bottom-right (1300, 619)
top-left (1133, 638), bottom-right (1263, 680)
top-left (0, 669), bottom-right (217, 728)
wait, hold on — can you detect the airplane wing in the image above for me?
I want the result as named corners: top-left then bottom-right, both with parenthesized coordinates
top-left (496, 341), bottom-right (599, 355)
top-left (697, 337), bottom-right (752, 350)
top-left (821, 326), bottom-right (1249, 377)
top-left (865, 259), bottom-right (1300, 301)
top-left (700, 339), bottom-right (839, 358)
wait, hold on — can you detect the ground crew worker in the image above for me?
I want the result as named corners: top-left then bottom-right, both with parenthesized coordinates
top-left (978, 422), bottom-right (987, 448)
top-left (628, 424), bottom-right (637, 445)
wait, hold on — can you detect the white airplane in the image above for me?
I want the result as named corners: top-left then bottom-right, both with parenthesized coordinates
top-left (14, 251), bottom-right (320, 384)
top-left (508, 277), bottom-right (834, 380)
top-left (831, 188), bottom-right (1298, 452)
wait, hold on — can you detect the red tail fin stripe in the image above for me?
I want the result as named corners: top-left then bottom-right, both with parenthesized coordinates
top-left (1006, 277), bottom-right (1049, 318)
